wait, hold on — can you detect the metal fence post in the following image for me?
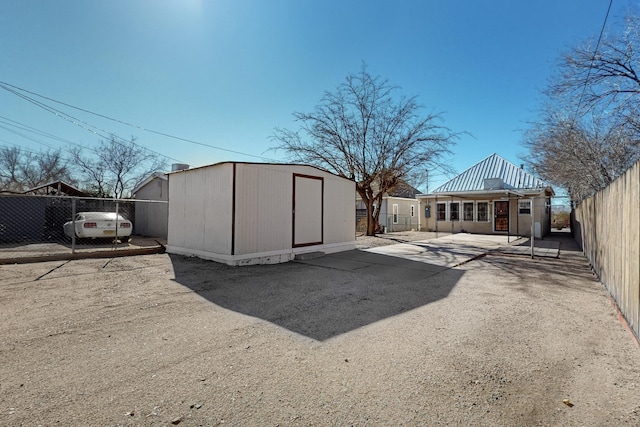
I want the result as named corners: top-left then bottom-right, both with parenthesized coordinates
top-left (71, 198), bottom-right (76, 254)
top-left (113, 201), bottom-right (119, 250)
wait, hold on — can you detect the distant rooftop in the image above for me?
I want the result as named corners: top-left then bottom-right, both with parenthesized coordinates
top-left (23, 180), bottom-right (88, 197)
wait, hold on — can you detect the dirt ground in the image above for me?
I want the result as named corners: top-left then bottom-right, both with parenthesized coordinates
top-left (1, 233), bottom-right (639, 426)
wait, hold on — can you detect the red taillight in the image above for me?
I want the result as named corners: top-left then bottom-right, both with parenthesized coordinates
top-left (83, 222), bottom-right (97, 228)
top-left (119, 222), bottom-right (131, 228)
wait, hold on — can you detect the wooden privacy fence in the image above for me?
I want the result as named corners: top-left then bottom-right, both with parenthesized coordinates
top-left (573, 160), bottom-right (640, 339)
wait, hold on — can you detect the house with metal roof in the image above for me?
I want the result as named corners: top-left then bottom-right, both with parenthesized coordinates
top-left (417, 153), bottom-right (554, 238)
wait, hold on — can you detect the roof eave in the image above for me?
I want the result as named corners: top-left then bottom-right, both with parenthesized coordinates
top-left (416, 188), bottom-right (555, 198)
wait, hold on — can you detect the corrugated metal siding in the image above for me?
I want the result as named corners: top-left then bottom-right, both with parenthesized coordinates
top-left (234, 164), bottom-right (293, 255)
top-left (323, 172), bottom-right (356, 244)
top-left (433, 153), bottom-right (547, 193)
top-left (167, 164), bottom-right (233, 255)
top-left (167, 171), bottom-right (186, 248)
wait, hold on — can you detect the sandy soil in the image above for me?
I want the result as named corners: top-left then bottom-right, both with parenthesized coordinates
top-left (1, 234), bottom-right (639, 426)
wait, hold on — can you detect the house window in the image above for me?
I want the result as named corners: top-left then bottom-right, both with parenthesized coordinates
top-left (450, 202), bottom-right (460, 221)
top-left (463, 202), bottom-right (474, 221)
top-left (410, 205), bottom-right (415, 217)
top-left (518, 200), bottom-right (531, 215)
top-left (392, 204), bottom-right (399, 224)
top-left (477, 202), bottom-right (489, 222)
top-left (436, 203), bottom-right (446, 221)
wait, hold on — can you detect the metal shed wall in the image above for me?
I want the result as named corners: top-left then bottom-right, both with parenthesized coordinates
top-left (234, 163), bottom-right (293, 255)
top-left (167, 162), bottom-right (355, 265)
top-left (321, 168), bottom-right (355, 246)
top-left (167, 163), bottom-right (233, 255)
top-left (234, 163), bottom-right (355, 256)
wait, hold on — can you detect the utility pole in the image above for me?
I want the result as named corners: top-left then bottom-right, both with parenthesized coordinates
top-left (425, 170), bottom-right (429, 194)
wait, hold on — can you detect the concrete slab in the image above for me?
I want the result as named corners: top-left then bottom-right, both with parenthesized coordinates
top-left (300, 234), bottom-right (561, 273)
top-left (497, 238), bottom-right (560, 258)
top-left (363, 233), bottom-right (510, 268)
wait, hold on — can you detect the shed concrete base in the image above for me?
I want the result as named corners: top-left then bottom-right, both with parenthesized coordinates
top-left (166, 241), bottom-right (356, 266)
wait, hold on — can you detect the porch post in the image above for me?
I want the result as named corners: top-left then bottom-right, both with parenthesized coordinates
top-left (530, 196), bottom-right (535, 258)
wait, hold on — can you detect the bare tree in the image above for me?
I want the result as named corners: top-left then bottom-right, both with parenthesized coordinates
top-left (72, 135), bottom-right (166, 198)
top-left (524, 11), bottom-right (640, 201)
top-left (0, 147), bottom-right (75, 192)
top-left (523, 111), bottom-right (638, 200)
top-left (0, 147), bottom-right (23, 192)
top-left (272, 64), bottom-right (458, 235)
top-left (70, 147), bottom-right (110, 197)
top-left (553, 13), bottom-right (640, 123)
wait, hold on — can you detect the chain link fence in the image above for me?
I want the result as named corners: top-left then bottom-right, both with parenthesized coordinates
top-left (0, 194), bottom-right (167, 259)
top-left (355, 211), bottom-right (419, 233)
top-left (383, 214), bottom-right (419, 233)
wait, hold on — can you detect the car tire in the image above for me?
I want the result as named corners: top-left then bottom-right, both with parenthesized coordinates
top-left (121, 236), bottom-right (130, 243)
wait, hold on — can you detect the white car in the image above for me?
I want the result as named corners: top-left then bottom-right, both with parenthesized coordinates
top-left (64, 212), bottom-right (133, 242)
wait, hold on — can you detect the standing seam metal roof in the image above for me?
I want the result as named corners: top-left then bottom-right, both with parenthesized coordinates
top-left (433, 153), bottom-right (548, 193)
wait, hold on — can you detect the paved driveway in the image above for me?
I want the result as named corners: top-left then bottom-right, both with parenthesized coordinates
top-left (305, 233), bottom-right (560, 270)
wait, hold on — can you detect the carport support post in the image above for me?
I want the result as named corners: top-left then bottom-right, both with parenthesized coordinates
top-left (435, 195), bottom-right (438, 238)
top-left (530, 196), bottom-right (535, 258)
top-left (71, 198), bottom-right (76, 254)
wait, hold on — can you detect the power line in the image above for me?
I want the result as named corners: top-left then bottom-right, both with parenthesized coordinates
top-left (0, 80), bottom-right (279, 162)
top-left (0, 82), bottom-right (184, 163)
top-left (0, 124), bottom-right (61, 151)
top-left (573, 0), bottom-right (614, 121)
top-left (0, 115), bottom-right (85, 147)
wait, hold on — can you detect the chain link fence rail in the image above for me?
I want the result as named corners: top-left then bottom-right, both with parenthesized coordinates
top-left (0, 194), bottom-right (167, 260)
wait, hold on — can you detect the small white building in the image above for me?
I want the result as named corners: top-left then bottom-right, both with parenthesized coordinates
top-left (132, 164), bottom-right (189, 238)
top-left (356, 195), bottom-right (420, 233)
top-left (167, 162), bottom-right (356, 265)
top-left (355, 182), bottom-right (421, 233)
top-left (132, 172), bottom-right (168, 238)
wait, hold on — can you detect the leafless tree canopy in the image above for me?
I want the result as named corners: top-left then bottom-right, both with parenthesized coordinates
top-left (72, 135), bottom-right (166, 198)
top-left (272, 65), bottom-right (457, 235)
top-left (524, 112), bottom-right (638, 201)
top-left (0, 147), bottom-right (74, 192)
top-left (524, 11), bottom-right (640, 201)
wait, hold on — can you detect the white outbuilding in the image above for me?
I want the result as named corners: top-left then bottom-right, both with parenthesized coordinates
top-left (166, 162), bottom-right (356, 265)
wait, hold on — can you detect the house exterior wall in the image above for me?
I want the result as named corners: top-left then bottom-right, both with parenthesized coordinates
top-left (167, 163), bottom-right (355, 265)
top-left (381, 197), bottom-right (419, 232)
top-left (419, 193), bottom-right (551, 237)
top-left (355, 196), bottom-right (419, 232)
top-left (133, 177), bottom-right (168, 237)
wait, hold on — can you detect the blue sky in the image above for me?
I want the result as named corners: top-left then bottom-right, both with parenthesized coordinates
top-left (0, 0), bottom-right (633, 192)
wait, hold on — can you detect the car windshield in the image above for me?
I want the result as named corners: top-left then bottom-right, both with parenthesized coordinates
top-left (80, 212), bottom-right (127, 221)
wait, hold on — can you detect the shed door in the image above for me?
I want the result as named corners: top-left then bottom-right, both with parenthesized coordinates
top-left (494, 200), bottom-right (509, 232)
top-left (293, 174), bottom-right (323, 247)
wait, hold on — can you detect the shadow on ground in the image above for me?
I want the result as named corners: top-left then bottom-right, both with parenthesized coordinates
top-left (170, 250), bottom-right (464, 341)
top-left (483, 233), bottom-right (598, 289)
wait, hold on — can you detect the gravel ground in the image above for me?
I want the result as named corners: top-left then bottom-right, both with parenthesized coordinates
top-left (1, 234), bottom-right (639, 426)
